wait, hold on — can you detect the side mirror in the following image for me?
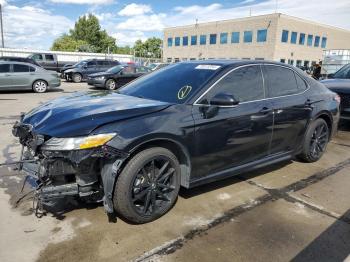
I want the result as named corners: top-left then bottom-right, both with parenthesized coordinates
top-left (210, 93), bottom-right (239, 106)
top-left (327, 73), bottom-right (334, 79)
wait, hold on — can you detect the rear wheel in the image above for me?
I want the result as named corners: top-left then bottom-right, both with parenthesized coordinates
top-left (114, 147), bottom-right (181, 223)
top-left (32, 80), bottom-right (47, 93)
top-left (72, 73), bottom-right (82, 83)
top-left (105, 79), bottom-right (117, 90)
top-left (298, 118), bottom-right (329, 162)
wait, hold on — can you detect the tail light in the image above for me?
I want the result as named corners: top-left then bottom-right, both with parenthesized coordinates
top-left (334, 94), bottom-right (341, 104)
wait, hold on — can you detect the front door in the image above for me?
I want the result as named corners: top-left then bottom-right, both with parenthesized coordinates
top-left (262, 65), bottom-right (311, 155)
top-left (192, 65), bottom-right (274, 179)
top-left (0, 63), bottom-right (12, 90)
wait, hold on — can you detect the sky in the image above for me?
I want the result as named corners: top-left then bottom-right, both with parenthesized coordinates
top-left (1, 0), bottom-right (350, 50)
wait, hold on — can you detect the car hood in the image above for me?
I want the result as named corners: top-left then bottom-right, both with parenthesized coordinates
top-left (320, 79), bottom-right (350, 93)
top-left (22, 91), bottom-right (171, 137)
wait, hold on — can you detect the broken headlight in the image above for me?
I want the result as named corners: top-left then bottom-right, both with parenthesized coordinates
top-left (41, 133), bottom-right (116, 151)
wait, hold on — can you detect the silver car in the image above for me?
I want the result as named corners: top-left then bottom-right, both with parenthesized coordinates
top-left (0, 61), bottom-right (61, 93)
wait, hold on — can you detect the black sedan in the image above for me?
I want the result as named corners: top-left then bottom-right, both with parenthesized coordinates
top-left (13, 60), bottom-right (339, 223)
top-left (321, 64), bottom-right (350, 120)
top-left (87, 65), bottom-right (151, 90)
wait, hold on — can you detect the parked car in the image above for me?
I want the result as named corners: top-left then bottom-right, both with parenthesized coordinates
top-left (148, 63), bottom-right (169, 71)
top-left (64, 59), bottom-right (120, 83)
top-left (0, 56), bottom-right (41, 67)
top-left (28, 53), bottom-right (72, 72)
top-left (321, 63), bottom-right (350, 120)
top-left (0, 61), bottom-right (60, 93)
top-left (13, 60), bottom-right (339, 223)
top-left (59, 63), bottom-right (74, 78)
top-left (87, 65), bottom-right (151, 90)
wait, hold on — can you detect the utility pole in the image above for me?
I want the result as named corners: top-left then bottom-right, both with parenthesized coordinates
top-left (0, 4), bottom-right (4, 48)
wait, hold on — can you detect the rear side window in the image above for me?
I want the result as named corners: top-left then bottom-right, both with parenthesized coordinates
top-left (122, 66), bottom-right (136, 74)
top-left (0, 64), bottom-right (10, 73)
top-left (263, 65), bottom-right (299, 97)
top-left (97, 61), bottom-right (110, 66)
top-left (45, 55), bottom-right (54, 61)
top-left (210, 65), bottom-right (264, 102)
top-left (13, 64), bottom-right (30, 72)
top-left (295, 73), bottom-right (308, 91)
top-left (86, 61), bottom-right (96, 67)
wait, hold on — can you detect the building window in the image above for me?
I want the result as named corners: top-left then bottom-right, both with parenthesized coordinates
top-left (166, 58), bottom-right (172, 63)
top-left (296, 60), bottom-right (302, 67)
top-left (183, 36), bottom-right (188, 46)
top-left (167, 37), bottom-right (173, 47)
top-left (257, 29), bottom-right (267, 42)
top-left (175, 37), bottom-right (180, 46)
top-left (255, 58), bottom-right (265, 60)
top-left (220, 33), bottom-right (228, 44)
top-left (200, 35), bottom-right (206, 45)
top-left (291, 32), bottom-right (297, 44)
top-left (280, 59), bottom-right (286, 63)
top-left (231, 32), bottom-right (240, 43)
top-left (281, 30), bottom-right (289, 43)
top-left (174, 58), bottom-right (180, 63)
top-left (307, 34), bottom-right (313, 46)
top-left (191, 35), bottom-right (197, 45)
top-left (299, 33), bottom-right (305, 45)
top-left (321, 37), bottom-right (327, 48)
top-left (314, 36), bottom-right (320, 47)
top-left (210, 34), bottom-right (217, 44)
top-left (244, 31), bottom-right (252, 43)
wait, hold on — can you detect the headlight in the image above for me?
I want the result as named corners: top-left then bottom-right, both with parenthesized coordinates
top-left (41, 133), bottom-right (116, 151)
top-left (95, 76), bottom-right (105, 80)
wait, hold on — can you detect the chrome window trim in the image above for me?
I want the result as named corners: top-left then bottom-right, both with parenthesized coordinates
top-left (193, 63), bottom-right (310, 107)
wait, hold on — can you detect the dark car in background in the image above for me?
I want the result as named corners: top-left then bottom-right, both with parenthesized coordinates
top-left (64, 59), bottom-right (120, 83)
top-left (321, 64), bottom-right (350, 120)
top-left (13, 60), bottom-right (339, 223)
top-left (0, 56), bottom-right (41, 67)
top-left (87, 64), bottom-right (151, 90)
top-left (148, 62), bottom-right (169, 71)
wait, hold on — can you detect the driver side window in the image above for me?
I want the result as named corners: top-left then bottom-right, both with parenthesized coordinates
top-left (209, 65), bottom-right (265, 103)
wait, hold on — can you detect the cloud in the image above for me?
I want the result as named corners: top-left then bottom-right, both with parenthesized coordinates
top-left (112, 31), bottom-right (148, 46)
top-left (2, 4), bottom-right (73, 49)
top-left (118, 3), bottom-right (152, 16)
top-left (50, 0), bottom-right (114, 4)
top-left (116, 14), bottom-right (166, 31)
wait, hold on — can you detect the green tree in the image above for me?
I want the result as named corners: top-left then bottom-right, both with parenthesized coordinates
top-left (133, 38), bottom-right (162, 58)
top-left (51, 14), bottom-right (117, 53)
top-left (51, 34), bottom-right (89, 52)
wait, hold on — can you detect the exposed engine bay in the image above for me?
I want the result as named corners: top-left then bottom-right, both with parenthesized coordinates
top-left (12, 118), bottom-right (128, 217)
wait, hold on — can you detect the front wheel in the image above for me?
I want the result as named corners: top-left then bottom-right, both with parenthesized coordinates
top-left (105, 79), bottom-right (117, 90)
top-left (114, 147), bottom-right (181, 223)
top-left (32, 80), bottom-right (48, 93)
top-left (298, 118), bottom-right (330, 162)
top-left (72, 73), bottom-right (82, 83)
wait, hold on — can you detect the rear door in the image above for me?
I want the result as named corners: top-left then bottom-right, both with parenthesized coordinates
top-left (0, 64), bottom-right (12, 89)
top-left (83, 60), bottom-right (97, 77)
top-left (43, 54), bottom-right (56, 71)
top-left (11, 64), bottom-right (33, 89)
top-left (262, 64), bottom-right (310, 155)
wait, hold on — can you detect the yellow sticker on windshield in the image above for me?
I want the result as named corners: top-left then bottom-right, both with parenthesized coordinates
top-left (178, 85), bottom-right (192, 100)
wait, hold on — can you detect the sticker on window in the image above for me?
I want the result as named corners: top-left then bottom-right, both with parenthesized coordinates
top-left (195, 65), bottom-right (221, 70)
top-left (178, 85), bottom-right (192, 100)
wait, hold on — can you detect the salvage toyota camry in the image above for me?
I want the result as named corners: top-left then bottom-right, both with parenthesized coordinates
top-left (13, 60), bottom-right (340, 223)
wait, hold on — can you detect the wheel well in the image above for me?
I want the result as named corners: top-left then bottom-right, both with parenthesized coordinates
top-left (127, 140), bottom-right (191, 188)
top-left (316, 113), bottom-right (332, 139)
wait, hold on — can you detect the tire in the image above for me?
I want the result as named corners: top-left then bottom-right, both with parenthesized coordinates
top-left (298, 118), bottom-right (330, 163)
top-left (114, 147), bottom-right (181, 224)
top-left (72, 73), bottom-right (82, 83)
top-left (105, 79), bottom-right (117, 90)
top-left (32, 80), bottom-right (48, 93)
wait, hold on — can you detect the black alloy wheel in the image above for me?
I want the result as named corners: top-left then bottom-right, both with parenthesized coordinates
top-left (114, 147), bottom-right (180, 223)
top-left (298, 118), bottom-right (329, 162)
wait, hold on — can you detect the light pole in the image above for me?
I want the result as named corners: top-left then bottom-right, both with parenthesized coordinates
top-left (0, 4), bottom-right (4, 48)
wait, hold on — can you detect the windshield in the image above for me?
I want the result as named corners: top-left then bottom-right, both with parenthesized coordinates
top-left (106, 65), bottom-right (124, 74)
top-left (119, 63), bottom-right (221, 103)
top-left (333, 64), bottom-right (350, 79)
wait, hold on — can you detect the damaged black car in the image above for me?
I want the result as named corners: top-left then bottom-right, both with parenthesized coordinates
top-left (12, 60), bottom-right (340, 223)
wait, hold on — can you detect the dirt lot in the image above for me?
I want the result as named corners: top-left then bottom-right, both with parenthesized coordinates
top-left (0, 82), bottom-right (350, 262)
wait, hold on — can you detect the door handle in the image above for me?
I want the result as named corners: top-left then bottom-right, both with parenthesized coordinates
top-left (259, 107), bottom-right (272, 114)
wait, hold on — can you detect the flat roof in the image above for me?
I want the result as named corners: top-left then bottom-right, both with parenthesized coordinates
top-left (164, 13), bottom-right (350, 33)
